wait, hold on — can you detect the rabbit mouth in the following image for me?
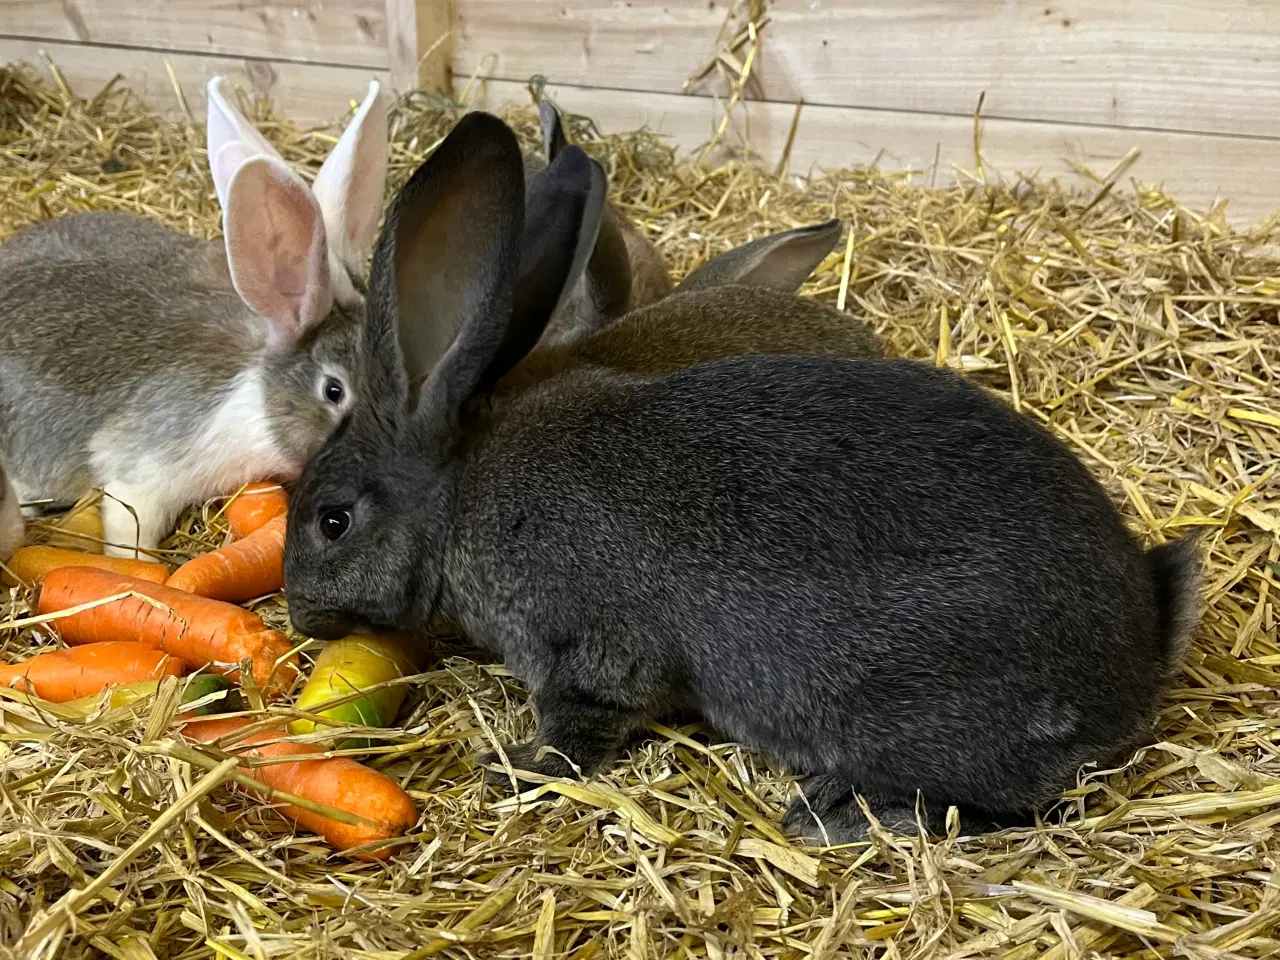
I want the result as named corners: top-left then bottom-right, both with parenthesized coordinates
top-left (288, 603), bottom-right (359, 641)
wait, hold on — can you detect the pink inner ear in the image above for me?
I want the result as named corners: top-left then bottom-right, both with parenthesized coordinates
top-left (224, 157), bottom-right (333, 347)
top-left (311, 80), bottom-right (389, 281)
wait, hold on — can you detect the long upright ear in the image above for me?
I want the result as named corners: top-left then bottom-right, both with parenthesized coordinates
top-left (366, 112), bottom-right (527, 426)
top-left (224, 156), bottom-right (334, 349)
top-left (206, 77), bottom-right (289, 208)
top-left (539, 99), bottom-right (569, 162)
top-left (485, 148), bottom-right (607, 387)
top-left (311, 81), bottom-right (389, 294)
top-left (675, 219), bottom-right (844, 294)
top-left (537, 98), bottom-right (631, 331)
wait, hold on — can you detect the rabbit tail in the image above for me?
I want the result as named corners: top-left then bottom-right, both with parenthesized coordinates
top-left (1147, 534), bottom-right (1203, 678)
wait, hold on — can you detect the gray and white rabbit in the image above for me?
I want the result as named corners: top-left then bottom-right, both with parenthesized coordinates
top-left (0, 77), bottom-right (388, 557)
top-left (0, 457), bottom-right (23, 563)
top-left (282, 114), bottom-right (1201, 842)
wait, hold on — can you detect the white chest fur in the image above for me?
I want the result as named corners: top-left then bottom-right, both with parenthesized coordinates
top-left (91, 366), bottom-right (298, 555)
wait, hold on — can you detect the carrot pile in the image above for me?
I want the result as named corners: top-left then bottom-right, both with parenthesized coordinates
top-left (1, 480), bottom-right (420, 856)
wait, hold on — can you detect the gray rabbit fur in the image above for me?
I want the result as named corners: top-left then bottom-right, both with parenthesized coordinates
top-left (0, 78), bottom-right (388, 557)
top-left (282, 113), bottom-right (1202, 843)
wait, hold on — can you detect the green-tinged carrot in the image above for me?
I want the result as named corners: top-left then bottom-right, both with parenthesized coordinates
top-left (59, 673), bottom-right (241, 718)
top-left (290, 633), bottom-right (422, 747)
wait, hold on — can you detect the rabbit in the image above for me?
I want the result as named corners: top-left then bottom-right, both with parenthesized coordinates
top-left (0, 77), bottom-right (388, 558)
top-left (496, 102), bottom-right (880, 395)
top-left (0, 457), bottom-right (24, 563)
top-left (530, 100), bottom-right (673, 346)
top-left (500, 219), bottom-right (884, 394)
top-left (281, 112), bottom-right (1202, 843)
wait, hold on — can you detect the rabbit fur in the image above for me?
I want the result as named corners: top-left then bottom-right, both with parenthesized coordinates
top-left (282, 113), bottom-right (1202, 843)
top-left (0, 78), bottom-right (388, 557)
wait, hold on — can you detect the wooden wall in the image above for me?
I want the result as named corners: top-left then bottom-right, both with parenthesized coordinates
top-left (3, 1), bottom-right (1279, 223)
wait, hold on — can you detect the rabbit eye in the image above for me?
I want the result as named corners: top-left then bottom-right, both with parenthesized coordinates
top-left (320, 509), bottom-right (351, 541)
top-left (322, 377), bottom-right (346, 405)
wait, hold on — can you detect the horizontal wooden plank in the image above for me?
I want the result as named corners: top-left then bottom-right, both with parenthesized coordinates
top-left (456, 0), bottom-right (1280, 139)
top-left (0, 39), bottom-right (388, 125)
top-left (0, 0), bottom-right (388, 68)
top-left (474, 79), bottom-right (1280, 226)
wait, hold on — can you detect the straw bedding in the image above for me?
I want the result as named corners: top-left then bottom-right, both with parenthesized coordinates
top-left (1, 58), bottom-right (1279, 960)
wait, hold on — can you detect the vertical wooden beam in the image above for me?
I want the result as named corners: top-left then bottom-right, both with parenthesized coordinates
top-left (386, 0), bottom-right (454, 95)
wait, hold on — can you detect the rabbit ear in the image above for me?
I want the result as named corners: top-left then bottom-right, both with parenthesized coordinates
top-left (676, 219), bottom-right (844, 294)
top-left (311, 81), bottom-right (389, 290)
top-left (224, 155), bottom-right (334, 349)
top-left (535, 101), bottom-right (631, 331)
top-left (206, 76), bottom-right (287, 209)
top-left (539, 99), bottom-right (569, 162)
top-left (490, 149), bottom-right (608, 386)
top-left (366, 112), bottom-right (599, 429)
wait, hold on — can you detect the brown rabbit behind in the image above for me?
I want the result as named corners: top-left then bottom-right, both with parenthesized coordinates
top-left (500, 218), bottom-right (883, 395)
top-left (533, 101), bottom-right (673, 346)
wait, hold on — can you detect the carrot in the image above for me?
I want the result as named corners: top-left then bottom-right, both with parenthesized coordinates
top-left (3, 545), bottom-right (169, 586)
top-left (225, 482), bottom-right (288, 539)
top-left (59, 673), bottom-right (239, 717)
top-left (184, 716), bottom-right (417, 858)
top-left (291, 633), bottom-right (422, 747)
top-left (0, 641), bottom-right (186, 702)
top-left (166, 514), bottom-right (285, 602)
top-left (37, 568), bottom-right (300, 694)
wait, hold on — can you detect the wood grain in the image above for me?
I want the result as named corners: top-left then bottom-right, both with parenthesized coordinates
top-left (0, 0), bottom-right (388, 68)
top-left (0, 39), bottom-right (388, 125)
top-left (474, 78), bottom-right (1280, 226)
top-left (455, 0), bottom-right (1280, 139)
top-left (386, 0), bottom-right (455, 93)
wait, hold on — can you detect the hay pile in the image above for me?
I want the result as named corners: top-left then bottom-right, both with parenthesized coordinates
top-left (1, 59), bottom-right (1279, 960)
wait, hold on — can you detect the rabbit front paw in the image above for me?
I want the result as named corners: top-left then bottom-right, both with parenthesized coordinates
top-left (479, 743), bottom-right (580, 795)
top-left (479, 690), bottom-right (638, 796)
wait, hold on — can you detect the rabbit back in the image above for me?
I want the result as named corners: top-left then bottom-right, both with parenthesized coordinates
top-left (448, 355), bottom-right (1191, 816)
top-left (501, 285), bottom-right (882, 391)
top-left (0, 249), bottom-right (290, 503)
top-left (0, 211), bottom-right (204, 270)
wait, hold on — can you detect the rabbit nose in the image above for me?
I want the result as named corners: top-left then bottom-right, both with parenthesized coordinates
top-left (288, 604), bottom-right (357, 641)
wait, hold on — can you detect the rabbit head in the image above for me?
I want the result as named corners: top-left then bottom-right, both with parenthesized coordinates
top-left (204, 77), bottom-right (389, 469)
top-left (534, 100), bottom-right (672, 346)
top-left (0, 458), bottom-right (23, 563)
top-left (284, 111), bottom-right (604, 638)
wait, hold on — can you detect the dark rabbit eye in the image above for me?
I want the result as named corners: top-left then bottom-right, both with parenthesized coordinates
top-left (320, 509), bottom-right (351, 541)
top-left (322, 377), bottom-right (345, 405)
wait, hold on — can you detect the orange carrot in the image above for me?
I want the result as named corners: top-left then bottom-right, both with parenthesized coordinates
top-left (4, 545), bottom-right (169, 586)
top-left (0, 641), bottom-right (187, 702)
top-left (184, 716), bottom-right (417, 858)
top-left (37, 568), bottom-right (300, 694)
top-left (166, 514), bottom-right (285, 602)
top-left (225, 482), bottom-right (288, 539)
